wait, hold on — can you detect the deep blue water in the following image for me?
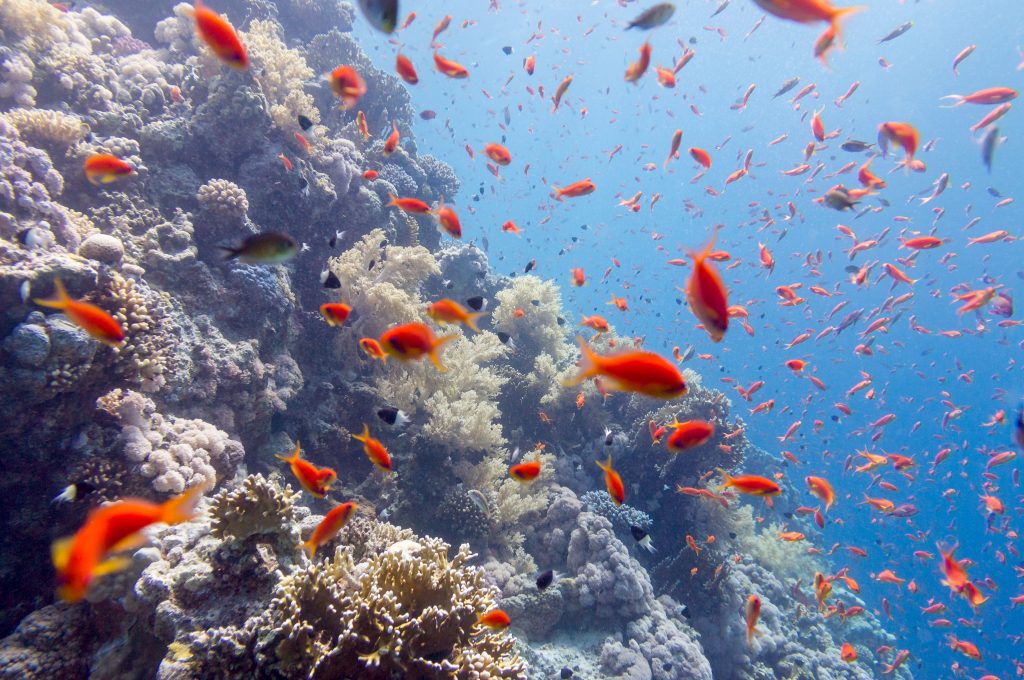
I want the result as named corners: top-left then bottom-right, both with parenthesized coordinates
top-left (354, 1), bottom-right (1023, 677)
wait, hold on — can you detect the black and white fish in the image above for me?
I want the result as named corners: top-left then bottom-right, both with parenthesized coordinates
top-left (321, 270), bottom-right (341, 289)
top-left (376, 406), bottom-right (410, 428)
top-left (356, 0), bottom-right (399, 34)
top-left (630, 525), bottom-right (657, 553)
top-left (52, 481), bottom-right (96, 504)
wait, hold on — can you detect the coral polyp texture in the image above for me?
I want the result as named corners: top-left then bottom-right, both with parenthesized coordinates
top-left (0, 0), bottom-right (932, 677)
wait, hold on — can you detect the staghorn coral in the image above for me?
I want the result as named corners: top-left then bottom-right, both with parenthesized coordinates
top-left (242, 19), bottom-right (319, 134)
top-left (209, 474), bottom-right (300, 548)
top-left (0, 108), bottom-right (87, 151)
top-left (97, 388), bottom-right (243, 495)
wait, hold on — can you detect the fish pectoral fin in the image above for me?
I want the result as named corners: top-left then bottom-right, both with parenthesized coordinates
top-left (93, 555), bottom-right (133, 577)
top-left (51, 536), bottom-right (73, 570)
top-left (108, 531), bottom-right (150, 555)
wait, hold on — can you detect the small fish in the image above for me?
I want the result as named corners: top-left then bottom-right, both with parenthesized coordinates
top-left (509, 457), bottom-right (542, 482)
top-left (524, 259), bottom-right (536, 274)
top-left (981, 126), bottom-right (1000, 172)
top-left (34, 279), bottom-right (125, 347)
top-left (718, 468), bottom-right (781, 496)
top-left (428, 298), bottom-right (485, 331)
top-left (356, 0), bottom-right (398, 34)
top-left (376, 406), bottom-right (409, 428)
top-left (276, 441), bottom-right (337, 498)
top-left (319, 302), bottom-right (351, 327)
top-left (595, 454), bottom-right (626, 505)
top-left (536, 569), bottom-right (556, 590)
top-left (466, 296), bottom-right (486, 312)
top-left (467, 489), bottom-right (488, 515)
top-left (841, 140), bottom-right (872, 153)
top-left (952, 44), bottom-right (976, 76)
top-left (321, 270), bottom-right (342, 289)
top-left (476, 609), bottom-right (511, 630)
top-left (51, 481), bottom-right (96, 504)
top-left (352, 424), bottom-right (393, 472)
top-left (378, 322), bottom-right (456, 371)
top-left (302, 502), bottom-right (357, 558)
top-left (877, 21), bottom-right (913, 44)
top-left (218, 232), bottom-right (298, 264)
top-left (328, 66), bottom-right (367, 110)
top-left (772, 77), bottom-right (800, 99)
top-left (711, 0), bottom-right (730, 18)
top-left (419, 110), bottom-right (437, 120)
top-left (297, 114), bottom-right (314, 131)
top-left (502, 45), bottom-right (513, 55)
top-left (495, 331), bottom-right (515, 349)
top-left (359, 337), bottom-right (388, 362)
top-left (687, 232), bottom-right (730, 342)
top-left (745, 594), bottom-right (761, 644)
top-left (665, 419), bottom-right (714, 453)
top-left (83, 154), bottom-right (134, 186)
top-left (565, 336), bottom-right (687, 399)
top-left (630, 525), bottom-right (657, 553)
top-left (604, 427), bottom-right (615, 446)
top-left (625, 2), bottom-right (676, 30)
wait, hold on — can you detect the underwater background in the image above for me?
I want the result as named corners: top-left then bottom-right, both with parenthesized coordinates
top-left (0, 0), bottom-right (1021, 677)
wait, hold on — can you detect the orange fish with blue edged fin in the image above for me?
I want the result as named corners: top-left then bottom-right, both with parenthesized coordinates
top-left (595, 454), bottom-right (625, 505)
top-left (34, 278), bottom-right (125, 347)
top-left (359, 337), bottom-right (388, 362)
top-left (276, 440), bottom-right (337, 498)
top-left (351, 424), bottom-right (393, 472)
top-left (378, 322), bottom-right (456, 371)
top-left (191, 0), bottom-right (248, 69)
top-left (303, 502), bottom-right (357, 558)
top-left (565, 336), bottom-right (686, 399)
top-left (427, 298), bottom-right (485, 332)
top-left (83, 154), bottom-right (134, 186)
top-left (718, 468), bottom-right (781, 496)
top-left (52, 484), bottom-right (207, 602)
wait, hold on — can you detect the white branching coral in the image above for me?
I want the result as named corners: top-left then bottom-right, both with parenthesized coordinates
top-left (2, 108), bottom-right (88, 150)
top-left (492, 275), bottom-right (570, 362)
top-left (242, 19), bottom-right (320, 133)
top-left (97, 388), bottom-right (243, 495)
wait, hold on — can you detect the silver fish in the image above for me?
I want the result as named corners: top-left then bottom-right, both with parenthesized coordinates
top-left (772, 77), bottom-right (800, 99)
top-left (467, 489), bottom-right (488, 516)
top-left (919, 173), bottom-right (950, 205)
top-left (711, 0), bottom-right (730, 17)
top-left (357, 0), bottom-right (399, 34)
top-left (626, 2), bottom-right (676, 30)
top-left (841, 140), bottom-right (872, 153)
top-left (877, 21), bottom-right (913, 44)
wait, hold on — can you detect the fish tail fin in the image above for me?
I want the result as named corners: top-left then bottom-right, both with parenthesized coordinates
top-left (465, 311), bottom-right (487, 332)
top-left (689, 226), bottom-right (721, 264)
top-left (716, 467), bottom-right (734, 490)
top-left (216, 245), bottom-right (241, 260)
top-left (386, 193), bottom-right (399, 208)
top-left (940, 95), bottom-right (965, 108)
top-left (830, 6), bottom-right (863, 43)
top-left (34, 277), bottom-right (72, 310)
top-left (550, 186), bottom-right (564, 201)
top-left (595, 454), bottom-right (613, 474)
top-left (275, 440), bottom-right (301, 464)
top-left (352, 424), bottom-right (370, 443)
top-left (302, 539), bottom-right (318, 558)
top-left (429, 334), bottom-right (457, 372)
top-left (160, 483), bottom-right (208, 525)
top-left (563, 335), bottom-right (600, 387)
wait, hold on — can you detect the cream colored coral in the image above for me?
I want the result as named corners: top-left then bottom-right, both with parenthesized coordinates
top-left (196, 178), bottom-right (249, 218)
top-left (1, 108), bottom-right (88, 149)
top-left (492, 276), bottom-right (570, 362)
top-left (0, 51), bottom-right (37, 107)
top-left (209, 474), bottom-right (300, 543)
top-left (105, 271), bottom-right (171, 391)
top-left (241, 19), bottom-right (319, 133)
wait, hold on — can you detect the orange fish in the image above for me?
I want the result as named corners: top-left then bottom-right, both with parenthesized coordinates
top-left (552, 178), bottom-right (596, 200)
top-left (319, 302), bottom-right (351, 327)
top-left (34, 278), bottom-right (125, 347)
top-left (877, 121), bottom-right (919, 162)
top-left (378, 322), bottom-right (455, 371)
top-left (718, 468), bottom-right (782, 496)
top-left (363, 169), bottom-right (378, 180)
top-left (565, 336), bottom-right (687, 399)
top-left (352, 424), bottom-right (393, 472)
top-left (948, 636), bottom-right (982, 660)
top-left (689, 147), bottom-right (712, 169)
top-left (665, 419), bottom-right (714, 453)
top-left (302, 502), bottom-right (357, 558)
top-left (579, 314), bottom-right (610, 333)
top-left (524, 54), bottom-right (535, 75)
top-left (427, 298), bottom-right (485, 331)
top-left (502, 220), bottom-right (523, 236)
top-left (83, 154), bottom-right (134, 186)
top-left (276, 441), bottom-right (337, 498)
top-left (278, 153), bottom-right (293, 171)
top-left (805, 475), bottom-right (835, 511)
top-left (840, 642), bottom-right (857, 662)
top-left (595, 455), bottom-right (626, 505)
top-left (383, 121), bottom-right (400, 156)
top-left (779, 531), bottom-right (805, 541)
top-left (359, 337), bottom-right (388, 362)
top-left (551, 74), bottom-right (574, 112)
top-left (476, 609), bottom-right (511, 630)
top-left (745, 594), bottom-right (761, 644)
top-left (687, 232), bottom-right (730, 342)
top-left (192, 1), bottom-right (248, 69)
top-left (356, 110), bottom-right (370, 139)
top-left (483, 143), bottom-right (512, 166)
top-left (395, 53), bottom-right (418, 85)
top-left (624, 41), bottom-right (652, 82)
top-left (328, 66), bottom-right (367, 109)
top-left (433, 51), bottom-right (469, 78)
top-left (753, 0), bottom-right (861, 54)
top-left (433, 200), bottom-right (463, 238)
top-left (510, 458), bottom-right (542, 482)
top-left (939, 545), bottom-right (970, 592)
top-left (785, 359), bottom-right (807, 372)
top-left (52, 484), bottom-right (205, 602)
top-left (387, 194), bottom-right (431, 214)
top-left (571, 267), bottom-right (586, 287)
top-left (814, 571), bottom-right (832, 609)
top-left (664, 129), bottom-right (683, 169)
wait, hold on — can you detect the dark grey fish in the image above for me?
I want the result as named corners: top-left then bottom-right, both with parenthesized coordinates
top-left (556, 316), bottom-right (565, 326)
top-left (626, 2), bottom-right (675, 30)
top-left (219, 232), bottom-right (297, 264)
top-left (772, 77), bottom-right (800, 99)
top-left (981, 126), bottom-right (1000, 172)
top-left (988, 187), bottom-right (1002, 197)
top-left (297, 114), bottom-right (314, 131)
top-left (834, 308), bottom-right (864, 336)
top-left (823, 189), bottom-right (859, 211)
top-left (844, 265), bottom-right (860, 274)
top-left (890, 503), bottom-right (918, 518)
top-left (496, 331), bottom-right (512, 345)
top-left (991, 291), bottom-right (1013, 318)
top-left (357, 0), bottom-right (399, 33)
top-left (502, 45), bottom-right (513, 55)
top-left (524, 259), bottom-right (536, 273)
top-left (841, 140), bottom-right (872, 152)
top-left (466, 295), bottom-right (486, 311)
top-left (710, 0), bottom-right (729, 17)
top-left (536, 569), bottom-right (554, 590)
top-left (877, 21), bottom-right (913, 44)
top-left (321, 270), bottom-right (341, 289)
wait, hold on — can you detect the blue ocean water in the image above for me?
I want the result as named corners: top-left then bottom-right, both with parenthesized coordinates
top-left (354, 1), bottom-right (1023, 676)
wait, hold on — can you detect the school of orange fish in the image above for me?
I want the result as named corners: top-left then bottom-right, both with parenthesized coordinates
top-left (48, 0), bottom-right (1024, 673)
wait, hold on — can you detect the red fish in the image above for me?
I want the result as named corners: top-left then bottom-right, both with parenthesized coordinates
top-left (302, 502), bottom-right (357, 558)
top-left (665, 419), bottom-right (714, 453)
top-left (483, 143), bottom-right (512, 166)
top-left (433, 51), bottom-right (469, 78)
top-left (387, 194), bottom-right (431, 214)
top-left (427, 298), bottom-right (485, 331)
top-left (719, 468), bottom-right (782, 496)
top-left (565, 336), bottom-right (687, 399)
top-left (319, 302), bottom-right (352, 327)
top-left (395, 53), bottom-right (418, 85)
top-left (687, 232), bottom-right (730, 342)
top-left (359, 337), bottom-right (388, 362)
top-left (276, 441), bottom-right (337, 498)
top-left (433, 200), bottom-right (463, 238)
top-left (510, 458), bottom-right (542, 482)
top-left (328, 66), bottom-right (366, 109)
top-left (34, 278), bottom-right (125, 347)
top-left (552, 178), bottom-right (596, 200)
top-left (83, 154), bottom-right (134, 186)
top-left (383, 121), bottom-right (400, 156)
top-left (877, 122), bottom-right (919, 162)
top-left (192, 1), bottom-right (248, 69)
top-left (625, 42), bottom-right (652, 83)
top-left (352, 424), bottom-right (393, 472)
top-left (595, 455), bottom-right (626, 505)
top-left (745, 594), bottom-right (761, 644)
top-left (476, 609), bottom-right (511, 630)
top-left (52, 485), bottom-right (206, 601)
top-left (378, 322), bottom-right (455, 371)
